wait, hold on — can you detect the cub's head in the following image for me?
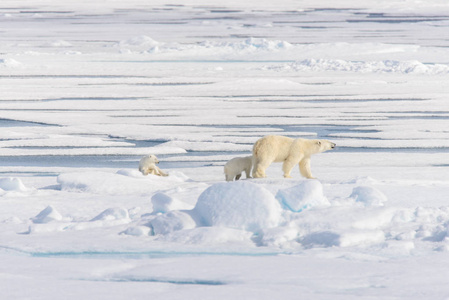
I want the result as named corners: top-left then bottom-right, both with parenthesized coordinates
top-left (312, 139), bottom-right (336, 154)
top-left (147, 154), bottom-right (160, 164)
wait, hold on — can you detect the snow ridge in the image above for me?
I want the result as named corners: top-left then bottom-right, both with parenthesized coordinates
top-left (269, 58), bottom-right (449, 74)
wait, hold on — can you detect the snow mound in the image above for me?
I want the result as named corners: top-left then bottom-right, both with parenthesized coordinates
top-left (151, 192), bottom-right (192, 213)
top-left (32, 206), bottom-right (63, 224)
top-left (276, 180), bottom-right (330, 212)
top-left (273, 59), bottom-right (449, 74)
top-left (120, 35), bottom-right (160, 47)
top-left (193, 181), bottom-right (281, 232)
top-left (0, 177), bottom-right (28, 192)
top-left (121, 226), bottom-right (152, 237)
top-left (150, 211), bottom-right (196, 235)
top-left (164, 171), bottom-right (190, 182)
top-left (117, 35), bottom-right (161, 52)
top-left (116, 169), bottom-right (144, 178)
top-left (91, 208), bottom-right (130, 222)
top-left (0, 58), bottom-right (22, 68)
top-left (351, 186), bottom-right (388, 207)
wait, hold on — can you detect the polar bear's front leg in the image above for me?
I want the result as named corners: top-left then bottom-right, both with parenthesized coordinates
top-left (299, 157), bottom-right (315, 179)
top-left (283, 153), bottom-right (303, 178)
top-left (244, 168), bottom-right (252, 179)
top-left (225, 173), bottom-right (234, 181)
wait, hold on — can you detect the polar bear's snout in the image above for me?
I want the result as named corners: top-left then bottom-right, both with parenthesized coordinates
top-left (331, 143), bottom-right (336, 149)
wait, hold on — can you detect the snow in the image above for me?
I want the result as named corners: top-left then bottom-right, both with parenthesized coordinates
top-left (276, 180), bottom-right (330, 212)
top-left (31, 205), bottom-right (63, 224)
top-left (1, 0), bottom-right (449, 299)
top-left (150, 211), bottom-right (196, 235)
top-left (91, 208), bottom-right (130, 222)
top-left (0, 58), bottom-right (22, 68)
top-left (193, 181), bottom-right (282, 232)
top-left (0, 177), bottom-right (28, 192)
top-left (151, 192), bottom-right (193, 213)
top-left (270, 59), bottom-right (449, 74)
top-left (350, 186), bottom-right (388, 207)
top-left (57, 170), bottom-right (189, 195)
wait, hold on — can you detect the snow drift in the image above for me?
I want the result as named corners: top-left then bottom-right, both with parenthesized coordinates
top-left (193, 181), bottom-right (282, 232)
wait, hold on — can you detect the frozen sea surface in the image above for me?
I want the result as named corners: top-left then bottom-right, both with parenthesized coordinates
top-left (1, 0), bottom-right (449, 299)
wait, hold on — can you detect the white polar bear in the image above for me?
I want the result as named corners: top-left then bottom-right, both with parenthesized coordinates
top-left (252, 135), bottom-right (335, 179)
top-left (139, 154), bottom-right (168, 176)
top-left (224, 155), bottom-right (252, 181)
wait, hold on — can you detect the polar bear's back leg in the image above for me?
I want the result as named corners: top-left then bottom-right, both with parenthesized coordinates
top-left (252, 158), bottom-right (271, 178)
top-left (252, 139), bottom-right (275, 178)
top-left (282, 159), bottom-right (296, 178)
top-left (252, 155), bottom-right (263, 178)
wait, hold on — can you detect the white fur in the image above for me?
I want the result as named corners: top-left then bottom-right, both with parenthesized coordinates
top-left (139, 154), bottom-right (168, 177)
top-left (224, 155), bottom-right (252, 181)
top-left (252, 135), bottom-right (335, 179)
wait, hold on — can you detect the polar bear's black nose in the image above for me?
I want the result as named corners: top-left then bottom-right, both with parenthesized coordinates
top-left (331, 143), bottom-right (336, 148)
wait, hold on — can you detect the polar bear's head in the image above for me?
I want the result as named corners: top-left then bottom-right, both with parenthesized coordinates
top-left (311, 139), bottom-right (336, 154)
top-left (147, 154), bottom-right (159, 164)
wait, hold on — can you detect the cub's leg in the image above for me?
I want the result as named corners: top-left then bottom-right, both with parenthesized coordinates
top-left (155, 166), bottom-right (169, 177)
top-left (244, 168), bottom-right (252, 179)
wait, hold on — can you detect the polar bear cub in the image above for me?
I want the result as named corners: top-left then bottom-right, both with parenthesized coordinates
top-left (224, 155), bottom-right (252, 181)
top-left (252, 135), bottom-right (335, 179)
top-left (139, 154), bottom-right (168, 176)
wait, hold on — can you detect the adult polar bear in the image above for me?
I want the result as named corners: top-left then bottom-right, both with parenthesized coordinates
top-left (252, 135), bottom-right (336, 179)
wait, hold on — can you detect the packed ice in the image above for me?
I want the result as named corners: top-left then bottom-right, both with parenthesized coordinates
top-left (1, 0), bottom-right (449, 299)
